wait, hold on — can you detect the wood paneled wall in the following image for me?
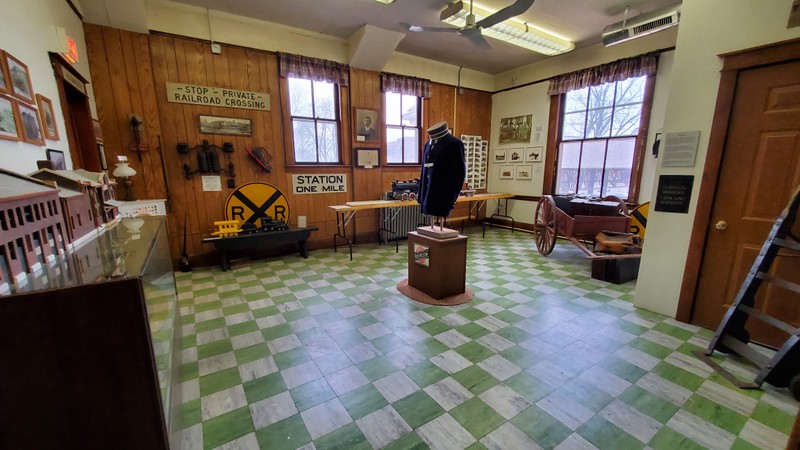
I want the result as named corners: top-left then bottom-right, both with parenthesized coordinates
top-left (84, 24), bottom-right (493, 265)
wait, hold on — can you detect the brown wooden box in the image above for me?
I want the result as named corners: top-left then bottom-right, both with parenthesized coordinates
top-left (407, 231), bottom-right (468, 299)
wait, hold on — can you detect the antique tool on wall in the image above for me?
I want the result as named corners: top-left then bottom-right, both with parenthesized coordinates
top-left (246, 146), bottom-right (273, 173)
top-left (178, 139), bottom-right (235, 180)
top-left (157, 135), bottom-right (171, 210)
top-left (179, 212), bottom-right (192, 272)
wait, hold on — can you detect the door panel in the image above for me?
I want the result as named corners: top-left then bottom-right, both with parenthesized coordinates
top-left (692, 60), bottom-right (800, 348)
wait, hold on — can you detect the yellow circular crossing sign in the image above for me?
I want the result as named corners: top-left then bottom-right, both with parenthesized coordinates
top-left (630, 201), bottom-right (649, 240)
top-left (224, 182), bottom-right (291, 227)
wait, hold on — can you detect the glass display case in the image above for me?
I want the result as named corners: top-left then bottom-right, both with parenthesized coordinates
top-left (0, 217), bottom-right (180, 449)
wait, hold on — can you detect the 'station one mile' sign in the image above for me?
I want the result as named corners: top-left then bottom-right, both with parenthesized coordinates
top-left (166, 82), bottom-right (270, 111)
top-left (291, 174), bottom-right (347, 195)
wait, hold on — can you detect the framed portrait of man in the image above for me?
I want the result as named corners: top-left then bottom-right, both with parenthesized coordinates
top-left (355, 108), bottom-right (378, 143)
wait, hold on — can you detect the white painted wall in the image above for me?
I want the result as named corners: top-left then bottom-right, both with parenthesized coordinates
top-left (0, 0), bottom-right (92, 174)
top-left (486, 49), bottom-right (675, 220)
top-left (634, 0), bottom-right (800, 317)
top-left (145, 0), bottom-right (495, 91)
top-left (639, 50), bottom-right (674, 204)
top-left (485, 82), bottom-right (550, 223)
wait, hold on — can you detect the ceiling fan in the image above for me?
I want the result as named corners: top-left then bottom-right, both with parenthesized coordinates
top-left (401, 0), bottom-right (535, 50)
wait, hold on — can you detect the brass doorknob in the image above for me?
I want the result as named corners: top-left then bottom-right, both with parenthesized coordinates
top-left (715, 220), bottom-right (728, 230)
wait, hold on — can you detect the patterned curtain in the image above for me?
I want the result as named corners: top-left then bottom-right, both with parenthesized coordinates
top-left (278, 53), bottom-right (349, 86)
top-left (547, 51), bottom-right (660, 96)
top-left (381, 73), bottom-right (432, 98)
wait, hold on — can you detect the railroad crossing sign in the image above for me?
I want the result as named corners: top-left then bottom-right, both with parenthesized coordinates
top-left (630, 201), bottom-right (649, 240)
top-left (224, 182), bottom-right (290, 227)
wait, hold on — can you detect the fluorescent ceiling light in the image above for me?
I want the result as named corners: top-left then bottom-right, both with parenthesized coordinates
top-left (440, 1), bottom-right (574, 55)
top-left (375, 0), bottom-right (395, 3)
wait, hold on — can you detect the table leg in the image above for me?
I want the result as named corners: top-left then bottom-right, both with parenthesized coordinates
top-left (299, 240), bottom-right (309, 258)
top-left (220, 251), bottom-right (229, 271)
top-left (333, 211), bottom-right (354, 261)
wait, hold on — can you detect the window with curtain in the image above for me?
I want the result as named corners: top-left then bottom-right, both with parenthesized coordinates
top-left (280, 53), bottom-right (348, 164)
top-left (548, 52), bottom-right (658, 201)
top-left (381, 73), bottom-right (430, 164)
top-left (288, 78), bottom-right (339, 163)
top-left (384, 91), bottom-right (421, 164)
top-left (557, 76), bottom-right (646, 198)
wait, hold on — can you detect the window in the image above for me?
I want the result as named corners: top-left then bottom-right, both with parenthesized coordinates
top-left (556, 75), bottom-right (647, 199)
top-left (384, 91), bottom-right (421, 164)
top-left (288, 77), bottom-right (339, 163)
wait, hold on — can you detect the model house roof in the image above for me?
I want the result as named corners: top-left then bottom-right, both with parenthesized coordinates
top-left (0, 168), bottom-right (59, 200)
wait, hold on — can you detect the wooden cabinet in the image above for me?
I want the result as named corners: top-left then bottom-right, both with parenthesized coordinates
top-left (0, 218), bottom-right (180, 449)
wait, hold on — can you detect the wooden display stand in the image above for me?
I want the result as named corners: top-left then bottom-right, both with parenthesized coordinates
top-left (397, 231), bottom-right (473, 305)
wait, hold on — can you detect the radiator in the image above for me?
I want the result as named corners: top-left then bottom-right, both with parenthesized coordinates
top-left (380, 205), bottom-right (425, 241)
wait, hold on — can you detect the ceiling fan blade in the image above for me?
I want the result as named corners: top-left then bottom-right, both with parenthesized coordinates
top-left (465, 32), bottom-right (492, 50)
top-left (475, 0), bottom-right (535, 29)
top-left (400, 22), bottom-right (457, 33)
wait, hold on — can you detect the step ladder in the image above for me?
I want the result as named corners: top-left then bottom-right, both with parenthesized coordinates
top-left (695, 186), bottom-right (800, 389)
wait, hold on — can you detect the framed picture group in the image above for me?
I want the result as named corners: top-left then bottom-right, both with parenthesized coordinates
top-left (495, 144), bottom-right (543, 181)
top-left (0, 49), bottom-right (58, 146)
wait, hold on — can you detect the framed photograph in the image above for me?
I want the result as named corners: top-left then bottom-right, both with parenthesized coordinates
top-left (17, 101), bottom-right (44, 145)
top-left (354, 108), bottom-right (378, 143)
top-left (355, 147), bottom-right (379, 168)
top-left (499, 114), bottom-right (533, 144)
top-left (0, 94), bottom-right (21, 141)
top-left (198, 115), bottom-right (252, 136)
top-left (509, 148), bottom-right (523, 162)
top-left (0, 52), bottom-right (9, 94)
top-left (5, 52), bottom-right (34, 104)
top-left (36, 94), bottom-right (59, 140)
top-left (516, 164), bottom-right (533, 180)
top-left (499, 165), bottom-right (514, 180)
top-left (47, 149), bottom-right (66, 170)
top-left (525, 146), bottom-right (543, 163)
top-left (493, 148), bottom-right (508, 163)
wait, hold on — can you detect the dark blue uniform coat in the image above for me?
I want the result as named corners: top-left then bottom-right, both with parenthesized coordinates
top-left (418, 133), bottom-right (466, 217)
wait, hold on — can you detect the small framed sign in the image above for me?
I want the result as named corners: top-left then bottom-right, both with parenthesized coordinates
top-left (413, 243), bottom-right (429, 267)
top-left (654, 175), bottom-right (694, 213)
top-left (515, 164), bottom-right (532, 180)
top-left (493, 149), bottom-right (508, 163)
top-left (46, 149), bottom-right (66, 170)
top-left (525, 146), bottom-right (543, 163)
top-left (355, 148), bottom-right (379, 168)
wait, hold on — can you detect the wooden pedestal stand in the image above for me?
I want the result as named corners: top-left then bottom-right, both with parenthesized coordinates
top-left (397, 231), bottom-right (473, 305)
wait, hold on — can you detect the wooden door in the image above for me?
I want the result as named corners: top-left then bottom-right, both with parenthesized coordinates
top-left (691, 59), bottom-right (800, 347)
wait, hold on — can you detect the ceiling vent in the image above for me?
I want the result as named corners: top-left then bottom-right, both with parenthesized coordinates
top-left (602, 4), bottom-right (680, 46)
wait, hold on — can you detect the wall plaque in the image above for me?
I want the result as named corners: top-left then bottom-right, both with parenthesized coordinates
top-left (291, 174), bottom-right (347, 195)
top-left (661, 131), bottom-right (700, 167)
top-left (654, 175), bottom-right (694, 213)
top-left (166, 82), bottom-right (270, 111)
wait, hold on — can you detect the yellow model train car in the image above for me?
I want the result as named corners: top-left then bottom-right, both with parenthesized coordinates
top-left (211, 220), bottom-right (242, 237)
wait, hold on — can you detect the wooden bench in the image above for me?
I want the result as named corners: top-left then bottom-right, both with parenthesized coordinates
top-left (202, 226), bottom-right (319, 271)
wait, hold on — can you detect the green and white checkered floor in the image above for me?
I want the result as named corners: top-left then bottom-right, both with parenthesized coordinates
top-left (174, 229), bottom-right (797, 450)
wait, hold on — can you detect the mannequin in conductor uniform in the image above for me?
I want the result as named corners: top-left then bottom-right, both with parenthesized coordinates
top-left (418, 121), bottom-right (466, 229)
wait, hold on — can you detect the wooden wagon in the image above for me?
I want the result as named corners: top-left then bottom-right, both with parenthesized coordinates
top-left (534, 195), bottom-right (638, 259)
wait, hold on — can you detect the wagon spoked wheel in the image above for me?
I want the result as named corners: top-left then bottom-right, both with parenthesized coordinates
top-left (601, 195), bottom-right (629, 216)
top-left (535, 196), bottom-right (557, 255)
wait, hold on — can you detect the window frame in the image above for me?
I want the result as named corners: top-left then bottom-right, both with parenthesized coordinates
top-left (383, 91), bottom-right (423, 165)
top-left (285, 76), bottom-right (343, 165)
top-left (545, 74), bottom-right (656, 204)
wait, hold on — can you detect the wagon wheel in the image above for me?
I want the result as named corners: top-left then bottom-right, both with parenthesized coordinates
top-left (601, 195), bottom-right (629, 216)
top-left (535, 196), bottom-right (557, 255)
